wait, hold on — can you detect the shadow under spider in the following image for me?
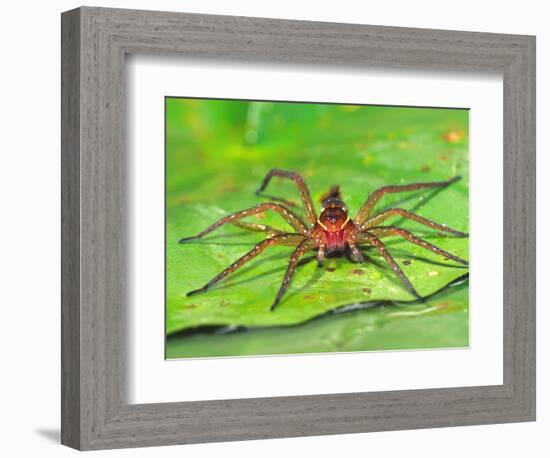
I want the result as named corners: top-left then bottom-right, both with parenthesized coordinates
top-left (351, 246), bottom-right (468, 297)
top-left (175, 231), bottom-right (267, 247)
top-left (358, 244), bottom-right (469, 269)
top-left (190, 240), bottom-right (467, 298)
top-left (210, 250), bottom-right (394, 296)
top-left (375, 183), bottom-right (449, 215)
top-left (204, 253), bottom-right (317, 292)
top-left (277, 256), bottom-right (326, 304)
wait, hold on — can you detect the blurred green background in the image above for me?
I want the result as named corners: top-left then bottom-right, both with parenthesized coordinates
top-left (165, 97), bottom-right (469, 359)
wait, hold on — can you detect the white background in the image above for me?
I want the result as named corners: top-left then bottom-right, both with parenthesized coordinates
top-left (0, 1), bottom-right (546, 457)
top-left (129, 59), bottom-right (503, 403)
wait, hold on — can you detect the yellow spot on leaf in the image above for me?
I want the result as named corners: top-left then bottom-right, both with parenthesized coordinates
top-left (442, 129), bottom-right (465, 143)
top-left (362, 154), bottom-right (376, 166)
top-left (370, 271), bottom-right (382, 280)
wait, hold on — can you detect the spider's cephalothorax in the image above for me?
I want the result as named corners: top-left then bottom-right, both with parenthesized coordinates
top-left (179, 169), bottom-right (469, 311)
top-left (314, 197), bottom-right (356, 256)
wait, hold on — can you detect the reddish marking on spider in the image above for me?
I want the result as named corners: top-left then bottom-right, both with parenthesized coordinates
top-left (179, 169), bottom-right (469, 311)
top-left (321, 227), bottom-right (348, 254)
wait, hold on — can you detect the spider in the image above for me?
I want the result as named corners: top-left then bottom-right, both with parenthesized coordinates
top-left (178, 169), bottom-right (469, 311)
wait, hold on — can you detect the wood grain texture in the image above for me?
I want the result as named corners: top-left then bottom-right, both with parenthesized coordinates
top-left (60, 8), bottom-right (81, 449)
top-left (61, 6), bottom-right (536, 450)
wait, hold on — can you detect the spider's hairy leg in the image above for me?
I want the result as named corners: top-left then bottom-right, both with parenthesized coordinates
top-left (186, 234), bottom-right (305, 297)
top-left (230, 220), bottom-right (284, 237)
top-left (347, 239), bottom-right (365, 263)
top-left (270, 239), bottom-right (314, 312)
top-left (362, 208), bottom-right (468, 237)
top-left (355, 176), bottom-right (461, 225)
top-left (358, 232), bottom-right (422, 301)
top-left (316, 244), bottom-right (326, 267)
top-left (255, 169), bottom-right (318, 225)
top-left (178, 202), bottom-right (308, 243)
top-left (369, 226), bottom-right (469, 266)
top-left (253, 194), bottom-right (298, 210)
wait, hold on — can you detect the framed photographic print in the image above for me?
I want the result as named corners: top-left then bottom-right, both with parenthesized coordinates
top-left (61, 6), bottom-right (536, 450)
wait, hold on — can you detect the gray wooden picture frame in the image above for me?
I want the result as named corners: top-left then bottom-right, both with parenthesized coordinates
top-left (61, 6), bottom-right (536, 451)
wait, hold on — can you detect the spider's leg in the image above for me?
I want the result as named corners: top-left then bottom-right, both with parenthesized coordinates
top-left (255, 194), bottom-right (299, 210)
top-left (316, 244), bottom-right (326, 267)
top-left (178, 202), bottom-right (308, 243)
top-left (255, 169), bottom-right (318, 225)
top-left (230, 220), bottom-right (285, 237)
top-left (369, 226), bottom-right (468, 266)
top-left (187, 234), bottom-right (305, 297)
top-left (362, 208), bottom-right (468, 236)
top-left (347, 239), bottom-right (365, 263)
top-left (358, 232), bottom-right (422, 301)
top-left (270, 239), bottom-right (314, 311)
top-left (355, 176), bottom-right (461, 225)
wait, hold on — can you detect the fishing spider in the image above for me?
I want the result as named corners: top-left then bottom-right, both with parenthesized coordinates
top-left (179, 169), bottom-right (469, 311)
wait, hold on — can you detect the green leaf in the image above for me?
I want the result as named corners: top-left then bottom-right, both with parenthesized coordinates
top-left (166, 99), bottom-right (469, 338)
